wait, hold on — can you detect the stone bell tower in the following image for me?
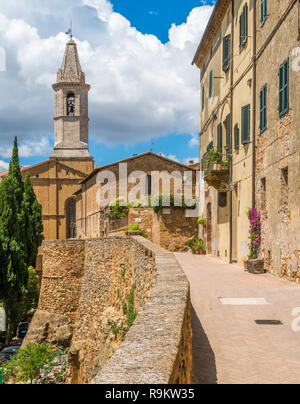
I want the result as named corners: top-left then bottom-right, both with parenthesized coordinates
top-left (51, 38), bottom-right (91, 158)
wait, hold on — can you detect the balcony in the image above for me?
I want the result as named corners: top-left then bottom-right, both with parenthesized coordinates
top-left (201, 149), bottom-right (230, 192)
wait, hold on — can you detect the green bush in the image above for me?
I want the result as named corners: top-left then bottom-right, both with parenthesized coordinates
top-left (125, 285), bottom-right (137, 328)
top-left (108, 198), bottom-right (129, 219)
top-left (3, 343), bottom-right (56, 384)
top-left (127, 223), bottom-right (140, 231)
top-left (150, 194), bottom-right (197, 213)
top-left (198, 218), bottom-right (206, 225)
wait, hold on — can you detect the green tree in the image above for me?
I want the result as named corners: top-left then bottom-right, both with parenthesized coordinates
top-left (21, 174), bottom-right (43, 267)
top-left (0, 137), bottom-right (28, 340)
top-left (8, 267), bottom-right (40, 332)
top-left (3, 343), bottom-right (55, 384)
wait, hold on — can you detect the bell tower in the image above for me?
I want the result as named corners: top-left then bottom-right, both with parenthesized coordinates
top-left (51, 38), bottom-right (91, 158)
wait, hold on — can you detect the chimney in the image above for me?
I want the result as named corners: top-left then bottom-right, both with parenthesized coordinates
top-left (189, 160), bottom-right (194, 166)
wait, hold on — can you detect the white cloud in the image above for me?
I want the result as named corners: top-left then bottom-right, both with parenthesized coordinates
top-left (169, 6), bottom-right (213, 50)
top-left (189, 133), bottom-right (200, 148)
top-left (0, 137), bottom-right (52, 159)
top-left (0, 1), bottom-right (213, 158)
top-left (183, 157), bottom-right (199, 166)
top-left (0, 160), bottom-right (9, 172)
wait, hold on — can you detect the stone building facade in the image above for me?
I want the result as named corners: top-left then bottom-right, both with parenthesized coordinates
top-left (193, 0), bottom-right (300, 278)
top-left (74, 152), bottom-right (198, 241)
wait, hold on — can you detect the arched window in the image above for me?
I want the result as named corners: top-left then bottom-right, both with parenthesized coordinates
top-left (66, 198), bottom-right (76, 239)
top-left (67, 93), bottom-right (75, 116)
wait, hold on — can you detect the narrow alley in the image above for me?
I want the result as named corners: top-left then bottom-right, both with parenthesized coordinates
top-left (175, 254), bottom-right (300, 384)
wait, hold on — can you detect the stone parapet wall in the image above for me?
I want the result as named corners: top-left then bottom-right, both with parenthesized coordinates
top-left (91, 237), bottom-right (192, 384)
top-left (108, 207), bottom-right (198, 253)
top-left (26, 237), bottom-right (192, 384)
top-left (39, 240), bottom-right (86, 319)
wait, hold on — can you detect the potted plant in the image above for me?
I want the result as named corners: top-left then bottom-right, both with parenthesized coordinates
top-left (126, 223), bottom-right (142, 236)
top-left (198, 218), bottom-right (206, 226)
top-left (187, 238), bottom-right (206, 255)
top-left (247, 208), bottom-right (264, 274)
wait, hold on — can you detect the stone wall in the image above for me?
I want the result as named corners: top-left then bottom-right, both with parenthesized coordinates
top-left (108, 207), bottom-right (198, 253)
top-left (25, 237), bottom-right (192, 384)
top-left (91, 237), bottom-right (192, 384)
top-left (255, 0), bottom-right (300, 283)
top-left (39, 240), bottom-right (86, 319)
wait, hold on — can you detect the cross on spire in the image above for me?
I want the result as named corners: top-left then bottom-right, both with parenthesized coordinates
top-left (65, 21), bottom-right (73, 40)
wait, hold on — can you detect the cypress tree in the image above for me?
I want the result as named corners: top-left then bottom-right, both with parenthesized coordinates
top-left (0, 137), bottom-right (28, 339)
top-left (21, 174), bottom-right (43, 267)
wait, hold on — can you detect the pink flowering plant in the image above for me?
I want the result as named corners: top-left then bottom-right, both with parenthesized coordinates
top-left (247, 208), bottom-right (262, 259)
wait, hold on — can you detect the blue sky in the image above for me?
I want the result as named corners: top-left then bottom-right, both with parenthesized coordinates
top-left (112, 0), bottom-right (213, 43)
top-left (0, 0), bottom-right (215, 169)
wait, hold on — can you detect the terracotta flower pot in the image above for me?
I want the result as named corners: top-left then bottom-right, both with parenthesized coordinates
top-left (243, 260), bottom-right (248, 270)
top-left (126, 231), bottom-right (141, 236)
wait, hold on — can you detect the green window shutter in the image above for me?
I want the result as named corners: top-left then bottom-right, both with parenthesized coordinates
top-left (241, 105), bottom-right (250, 144)
top-left (234, 124), bottom-right (240, 150)
top-left (261, 0), bottom-right (268, 26)
top-left (240, 3), bottom-right (248, 49)
top-left (225, 114), bottom-right (231, 150)
top-left (207, 141), bottom-right (213, 152)
top-left (279, 59), bottom-right (289, 116)
top-left (217, 124), bottom-right (223, 153)
top-left (259, 85), bottom-right (267, 133)
top-left (202, 84), bottom-right (205, 111)
top-left (209, 69), bottom-right (213, 98)
top-left (222, 35), bottom-right (230, 71)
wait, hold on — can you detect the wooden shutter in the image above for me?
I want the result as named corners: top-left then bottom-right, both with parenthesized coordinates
top-left (209, 69), bottom-right (213, 98)
top-left (207, 141), bottom-right (213, 152)
top-left (261, 0), bottom-right (268, 25)
top-left (240, 3), bottom-right (248, 48)
top-left (202, 84), bottom-right (205, 111)
top-left (222, 35), bottom-right (230, 71)
top-left (260, 85), bottom-right (267, 133)
top-left (217, 124), bottom-right (223, 153)
top-left (226, 114), bottom-right (231, 149)
top-left (241, 105), bottom-right (250, 144)
top-left (279, 59), bottom-right (289, 116)
top-left (234, 124), bottom-right (240, 150)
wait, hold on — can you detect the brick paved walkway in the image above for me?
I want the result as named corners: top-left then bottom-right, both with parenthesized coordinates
top-left (175, 254), bottom-right (300, 384)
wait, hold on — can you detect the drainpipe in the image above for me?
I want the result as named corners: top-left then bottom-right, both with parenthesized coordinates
top-left (229, 0), bottom-right (234, 264)
top-left (252, 0), bottom-right (257, 209)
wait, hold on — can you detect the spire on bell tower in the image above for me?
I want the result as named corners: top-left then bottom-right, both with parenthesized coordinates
top-left (51, 36), bottom-right (91, 159)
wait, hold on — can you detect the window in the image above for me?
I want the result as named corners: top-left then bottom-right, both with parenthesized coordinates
top-left (260, 0), bottom-right (268, 26)
top-left (259, 84), bottom-right (267, 133)
top-left (202, 84), bottom-right (205, 111)
top-left (66, 198), bottom-right (76, 239)
top-left (218, 192), bottom-right (227, 208)
top-left (241, 105), bottom-right (250, 144)
top-left (146, 175), bottom-right (152, 196)
top-left (234, 124), bottom-right (240, 150)
top-left (279, 58), bottom-right (289, 116)
top-left (67, 93), bottom-right (75, 116)
top-left (217, 124), bottom-right (223, 153)
top-left (240, 3), bottom-right (248, 49)
top-left (222, 35), bottom-right (231, 71)
top-left (281, 167), bottom-right (288, 187)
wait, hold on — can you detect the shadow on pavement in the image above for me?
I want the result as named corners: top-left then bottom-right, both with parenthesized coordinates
top-left (191, 305), bottom-right (217, 384)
